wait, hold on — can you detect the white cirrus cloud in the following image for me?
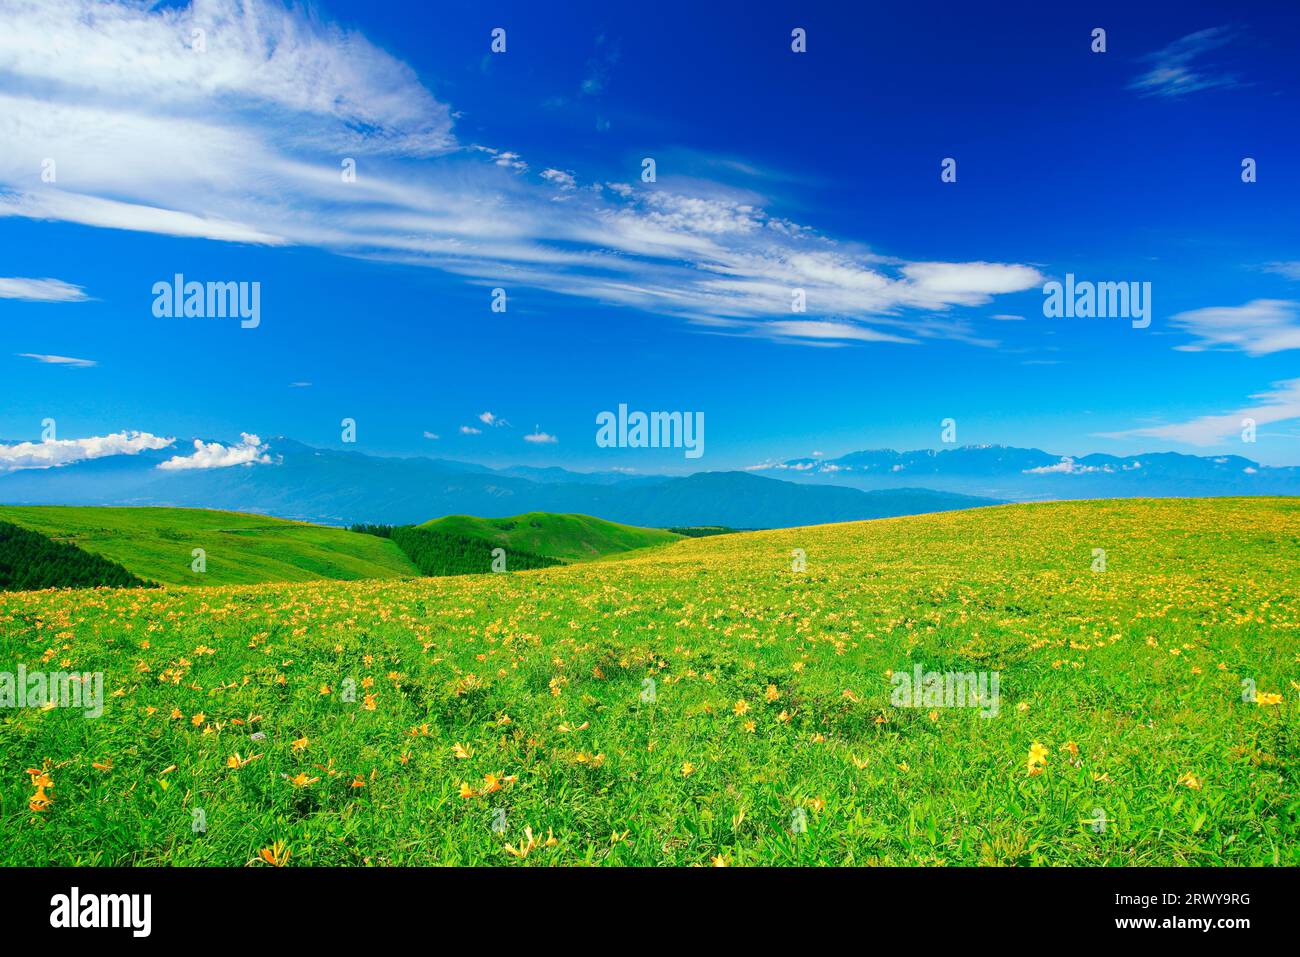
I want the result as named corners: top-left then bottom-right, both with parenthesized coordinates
top-left (0, 0), bottom-right (1043, 348)
top-left (478, 411), bottom-right (510, 428)
top-left (0, 430), bottom-right (174, 472)
top-left (523, 430), bottom-right (557, 444)
top-left (422, 431), bottom-right (439, 440)
top-left (898, 262), bottom-right (1044, 305)
top-left (16, 352), bottom-right (97, 367)
top-left (540, 168), bottom-right (577, 190)
top-left (0, 277), bottom-right (88, 302)
top-left (157, 432), bottom-right (272, 470)
top-left (1262, 262), bottom-right (1300, 281)
top-left (1096, 378), bottom-right (1300, 447)
top-left (0, 0), bottom-right (453, 155)
top-left (1169, 299), bottom-right (1300, 356)
top-left (757, 320), bottom-right (916, 346)
top-left (1129, 26), bottom-right (1242, 98)
top-left (475, 146), bottom-right (528, 172)
top-left (459, 425), bottom-right (482, 435)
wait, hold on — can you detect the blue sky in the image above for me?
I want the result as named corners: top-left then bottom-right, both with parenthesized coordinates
top-left (2, 0), bottom-right (1299, 473)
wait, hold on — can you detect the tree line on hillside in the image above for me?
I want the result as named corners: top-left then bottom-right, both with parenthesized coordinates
top-left (0, 521), bottom-right (153, 591)
top-left (667, 526), bottom-right (742, 537)
top-left (349, 524), bottom-right (562, 576)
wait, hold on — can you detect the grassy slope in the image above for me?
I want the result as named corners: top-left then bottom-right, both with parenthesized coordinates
top-left (419, 511), bottom-right (681, 562)
top-left (1, 498), bottom-right (1296, 865)
top-left (0, 506), bottom-right (418, 586)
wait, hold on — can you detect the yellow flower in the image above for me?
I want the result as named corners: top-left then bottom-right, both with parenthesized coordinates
top-left (1178, 772), bottom-right (1202, 790)
top-left (1256, 692), bottom-right (1283, 706)
top-left (733, 699), bottom-right (750, 716)
top-left (681, 762), bottom-right (695, 777)
top-left (764, 684), bottom-right (780, 703)
top-left (190, 711), bottom-right (205, 726)
top-left (1026, 741), bottom-right (1048, 776)
top-left (26, 768), bottom-right (53, 788)
top-left (258, 841), bottom-right (291, 867)
top-left (288, 772), bottom-right (319, 788)
top-left (452, 742), bottom-right (473, 759)
top-left (291, 736), bottom-right (309, 752)
top-left (504, 826), bottom-right (557, 859)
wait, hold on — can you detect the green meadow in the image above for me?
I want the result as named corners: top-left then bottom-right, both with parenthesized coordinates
top-left (0, 506), bottom-right (418, 587)
top-left (0, 498), bottom-right (1296, 865)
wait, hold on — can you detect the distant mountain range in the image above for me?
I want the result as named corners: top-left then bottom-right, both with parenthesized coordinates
top-left (2, 438), bottom-right (1293, 528)
top-left (0, 438), bottom-right (997, 528)
top-left (761, 445), bottom-right (1300, 501)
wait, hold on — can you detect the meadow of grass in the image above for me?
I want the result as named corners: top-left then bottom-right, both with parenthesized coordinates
top-left (419, 511), bottom-right (681, 562)
top-left (0, 498), bottom-right (1296, 866)
top-left (0, 506), bottom-right (417, 587)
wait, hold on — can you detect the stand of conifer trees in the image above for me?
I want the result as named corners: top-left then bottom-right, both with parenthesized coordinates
top-left (0, 521), bottom-right (153, 591)
top-left (349, 524), bottom-right (562, 576)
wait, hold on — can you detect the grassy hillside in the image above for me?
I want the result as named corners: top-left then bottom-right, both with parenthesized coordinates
top-left (0, 506), bottom-right (418, 586)
top-left (419, 511), bottom-right (680, 562)
top-left (0, 498), bottom-right (1296, 865)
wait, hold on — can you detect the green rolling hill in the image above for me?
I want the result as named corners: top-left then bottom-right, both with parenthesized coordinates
top-left (0, 506), bottom-right (418, 587)
top-left (418, 511), bottom-right (681, 562)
